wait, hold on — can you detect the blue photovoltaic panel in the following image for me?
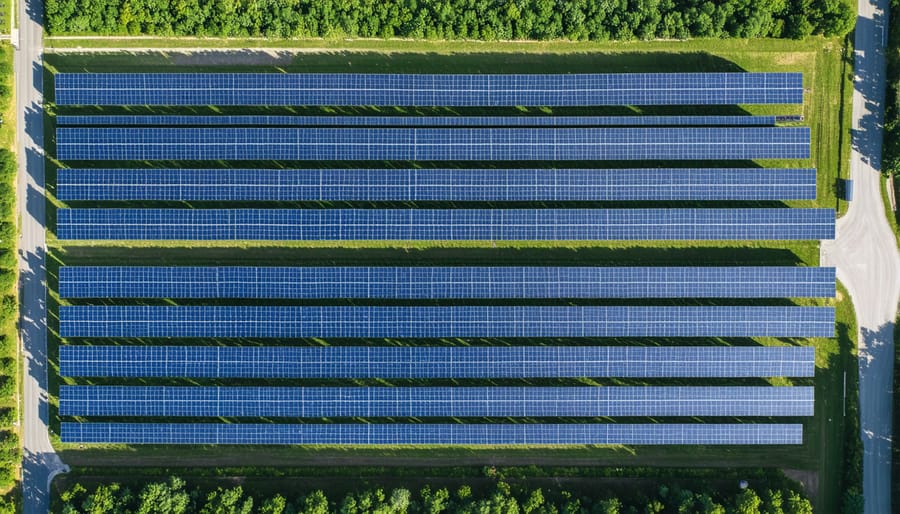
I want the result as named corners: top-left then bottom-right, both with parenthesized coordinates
top-left (58, 305), bottom-right (836, 338)
top-left (54, 115), bottom-right (779, 127)
top-left (54, 73), bottom-right (804, 106)
top-left (55, 127), bottom-right (811, 161)
top-left (60, 422), bottom-right (804, 445)
top-left (58, 386), bottom-right (814, 418)
top-left (58, 266), bottom-right (837, 299)
top-left (58, 345), bottom-right (816, 379)
top-left (55, 209), bottom-right (836, 241)
top-left (56, 168), bottom-right (818, 202)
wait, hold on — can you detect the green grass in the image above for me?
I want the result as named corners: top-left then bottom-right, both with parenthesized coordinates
top-left (44, 36), bottom-right (852, 213)
top-left (883, 175), bottom-right (900, 248)
top-left (42, 39), bottom-right (856, 514)
top-left (46, 241), bottom-right (851, 512)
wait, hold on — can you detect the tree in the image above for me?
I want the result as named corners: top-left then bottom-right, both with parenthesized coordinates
top-left (0, 495), bottom-right (15, 514)
top-left (60, 483), bottom-right (87, 505)
top-left (200, 486), bottom-right (253, 514)
top-left (734, 489), bottom-right (763, 514)
top-left (522, 489), bottom-right (545, 514)
top-left (762, 489), bottom-right (784, 514)
top-left (82, 483), bottom-right (132, 514)
top-left (784, 491), bottom-right (814, 514)
top-left (259, 494), bottom-right (287, 514)
top-left (644, 500), bottom-right (665, 514)
top-left (695, 494), bottom-right (725, 514)
top-left (301, 490), bottom-right (330, 514)
top-left (422, 486), bottom-right (450, 514)
top-left (389, 488), bottom-right (411, 513)
top-left (596, 498), bottom-right (622, 514)
top-left (815, 0), bottom-right (855, 35)
top-left (136, 477), bottom-right (191, 514)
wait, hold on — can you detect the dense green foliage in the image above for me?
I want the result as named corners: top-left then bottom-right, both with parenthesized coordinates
top-left (0, 43), bottom-right (16, 513)
top-left (885, 0), bottom-right (900, 177)
top-left (895, 320), bottom-right (900, 514)
top-left (55, 476), bottom-right (815, 514)
top-left (839, 308), bottom-right (864, 514)
top-left (44, 0), bottom-right (854, 39)
top-left (0, 2), bottom-right (6, 35)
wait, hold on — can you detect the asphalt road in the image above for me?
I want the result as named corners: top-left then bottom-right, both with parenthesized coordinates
top-left (820, 0), bottom-right (899, 511)
top-left (13, 0), bottom-right (68, 512)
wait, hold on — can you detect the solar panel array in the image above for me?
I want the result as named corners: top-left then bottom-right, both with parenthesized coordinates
top-left (55, 115), bottom-right (779, 127)
top-left (58, 266), bottom-right (837, 299)
top-left (60, 422), bottom-right (804, 445)
top-left (56, 168), bottom-right (819, 202)
top-left (59, 305), bottom-right (836, 339)
top-left (55, 127), bottom-right (812, 161)
top-left (55, 208), bottom-right (836, 241)
top-left (55, 71), bottom-right (821, 446)
top-left (58, 345), bottom-right (816, 379)
top-left (54, 72), bottom-right (804, 106)
top-left (59, 386), bottom-right (814, 418)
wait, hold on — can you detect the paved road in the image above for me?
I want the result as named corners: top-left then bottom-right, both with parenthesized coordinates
top-left (13, 0), bottom-right (67, 512)
top-left (820, 0), bottom-right (900, 511)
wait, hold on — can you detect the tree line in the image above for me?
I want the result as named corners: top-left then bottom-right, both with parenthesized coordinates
top-left (55, 476), bottom-right (815, 514)
top-left (44, 0), bottom-right (854, 40)
top-left (0, 42), bottom-right (18, 514)
top-left (884, 0), bottom-right (900, 177)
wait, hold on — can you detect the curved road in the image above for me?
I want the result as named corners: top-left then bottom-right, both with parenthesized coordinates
top-left (821, 0), bottom-right (900, 511)
top-left (14, 0), bottom-right (67, 511)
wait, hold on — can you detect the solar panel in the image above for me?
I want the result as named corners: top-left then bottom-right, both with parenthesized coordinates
top-left (55, 127), bottom-right (811, 161)
top-left (58, 305), bottom-right (836, 338)
top-left (56, 168), bottom-right (819, 202)
top-left (54, 208), bottom-right (836, 241)
top-left (58, 266), bottom-right (837, 299)
top-left (58, 385), bottom-right (814, 418)
top-left (58, 345), bottom-right (817, 378)
top-left (60, 422), bottom-right (804, 445)
top-left (54, 73), bottom-right (804, 106)
top-left (54, 115), bottom-right (779, 127)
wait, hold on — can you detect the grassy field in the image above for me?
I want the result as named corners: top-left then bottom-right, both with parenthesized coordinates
top-left (45, 244), bottom-right (854, 511)
top-left (43, 38), bottom-right (857, 513)
top-left (44, 35), bottom-right (852, 215)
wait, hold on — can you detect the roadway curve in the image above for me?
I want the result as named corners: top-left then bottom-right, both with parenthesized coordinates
top-left (820, 0), bottom-right (900, 511)
top-left (14, 0), bottom-right (67, 511)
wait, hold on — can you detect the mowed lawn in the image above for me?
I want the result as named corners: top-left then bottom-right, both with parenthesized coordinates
top-left (43, 37), bottom-right (855, 513)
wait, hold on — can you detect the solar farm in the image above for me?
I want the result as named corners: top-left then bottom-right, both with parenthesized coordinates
top-left (49, 69), bottom-right (838, 450)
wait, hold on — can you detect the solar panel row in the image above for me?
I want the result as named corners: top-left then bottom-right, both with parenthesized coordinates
top-left (58, 266), bottom-right (837, 299)
top-left (58, 345), bottom-right (816, 379)
top-left (55, 127), bottom-right (812, 161)
top-left (59, 305), bottom-right (836, 339)
top-left (59, 386), bottom-right (815, 418)
top-left (55, 208), bottom-right (836, 241)
top-left (54, 72), bottom-right (804, 106)
top-left (55, 115), bottom-right (780, 127)
top-left (56, 168), bottom-right (819, 202)
top-left (60, 422), bottom-right (804, 445)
